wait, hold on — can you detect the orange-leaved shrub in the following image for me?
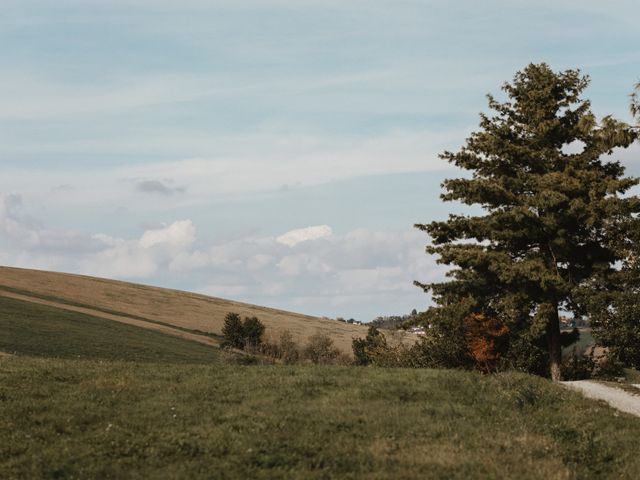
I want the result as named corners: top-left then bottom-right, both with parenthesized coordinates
top-left (463, 313), bottom-right (509, 373)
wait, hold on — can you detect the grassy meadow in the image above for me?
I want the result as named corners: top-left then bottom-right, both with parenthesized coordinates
top-left (3, 356), bottom-right (640, 479)
top-left (0, 295), bottom-right (218, 364)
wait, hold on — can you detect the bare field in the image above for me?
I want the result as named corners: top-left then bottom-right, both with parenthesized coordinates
top-left (0, 266), bottom-right (372, 353)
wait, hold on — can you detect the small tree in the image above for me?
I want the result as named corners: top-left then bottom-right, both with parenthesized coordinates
top-left (243, 316), bottom-right (265, 348)
top-left (302, 333), bottom-right (339, 364)
top-left (222, 312), bottom-right (245, 349)
top-left (352, 326), bottom-right (388, 365)
top-left (279, 330), bottom-right (300, 364)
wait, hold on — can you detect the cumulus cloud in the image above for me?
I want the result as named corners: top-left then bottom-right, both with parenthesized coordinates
top-left (139, 220), bottom-right (196, 249)
top-left (277, 225), bottom-right (333, 247)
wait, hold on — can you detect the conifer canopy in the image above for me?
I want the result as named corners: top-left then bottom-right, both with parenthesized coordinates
top-left (415, 63), bottom-right (639, 380)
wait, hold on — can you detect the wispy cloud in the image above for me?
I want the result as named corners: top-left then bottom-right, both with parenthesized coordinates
top-left (277, 225), bottom-right (332, 247)
top-left (135, 180), bottom-right (186, 196)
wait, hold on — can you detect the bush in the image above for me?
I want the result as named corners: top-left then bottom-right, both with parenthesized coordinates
top-left (352, 326), bottom-right (387, 365)
top-left (561, 348), bottom-right (594, 380)
top-left (502, 332), bottom-right (549, 376)
top-left (221, 313), bottom-right (266, 351)
top-left (218, 348), bottom-right (260, 365)
top-left (243, 316), bottom-right (265, 348)
top-left (279, 330), bottom-right (300, 364)
top-left (464, 313), bottom-right (509, 374)
top-left (302, 333), bottom-right (340, 364)
top-left (593, 355), bottom-right (625, 380)
top-left (222, 313), bottom-right (245, 349)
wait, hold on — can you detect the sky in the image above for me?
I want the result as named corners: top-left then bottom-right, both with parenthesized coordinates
top-left (1, 0), bottom-right (639, 321)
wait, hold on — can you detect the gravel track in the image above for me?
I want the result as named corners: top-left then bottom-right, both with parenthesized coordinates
top-left (561, 380), bottom-right (640, 417)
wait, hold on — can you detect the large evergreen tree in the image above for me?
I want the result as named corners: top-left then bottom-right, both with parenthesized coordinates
top-left (415, 64), bottom-right (639, 380)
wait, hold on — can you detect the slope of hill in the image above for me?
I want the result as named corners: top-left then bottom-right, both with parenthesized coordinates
top-left (0, 266), bottom-right (370, 352)
top-left (0, 295), bottom-right (218, 364)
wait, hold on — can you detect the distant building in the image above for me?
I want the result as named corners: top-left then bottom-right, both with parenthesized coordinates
top-left (408, 326), bottom-right (426, 336)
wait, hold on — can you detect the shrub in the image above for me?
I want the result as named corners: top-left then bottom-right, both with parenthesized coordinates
top-left (302, 333), bottom-right (340, 364)
top-left (593, 355), bottom-right (625, 380)
top-left (221, 313), bottom-right (266, 351)
top-left (561, 348), bottom-right (594, 380)
top-left (222, 312), bottom-right (245, 349)
top-left (243, 316), bottom-right (265, 348)
top-left (279, 330), bottom-right (300, 364)
top-left (501, 332), bottom-right (549, 376)
top-left (406, 319), bottom-right (471, 369)
top-left (464, 313), bottom-right (509, 373)
top-left (352, 326), bottom-right (389, 366)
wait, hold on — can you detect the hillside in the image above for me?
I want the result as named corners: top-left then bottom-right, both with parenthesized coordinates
top-left (0, 295), bottom-right (218, 364)
top-left (0, 266), bottom-right (370, 353)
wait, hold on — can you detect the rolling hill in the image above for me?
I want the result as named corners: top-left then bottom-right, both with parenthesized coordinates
top-left (0, 266), bottom-right (370, 353)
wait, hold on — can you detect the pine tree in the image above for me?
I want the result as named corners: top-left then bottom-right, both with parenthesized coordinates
top-left (415, 63), bottom-right (639, 381)
top-left (222, 312), bottom-right (245, 349)
top-left (242, 316), bottom-right (265, 348)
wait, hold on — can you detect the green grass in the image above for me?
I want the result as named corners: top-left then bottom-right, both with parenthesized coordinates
top-left (0, 296), bottom-right (217, 364)
top-left (2, 356), bottom-right (640, 479)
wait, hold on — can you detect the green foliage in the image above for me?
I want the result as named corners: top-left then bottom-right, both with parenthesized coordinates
top-left (561, 348), bottom-right (595, 381)
top-left (415, 63), bottom-right (640, 379)
top-left (352, 326), bottom-right (388, 365)
top-left (221, 312), bottom-right (245, 349)
top-left (589, 221), bottom-right (640, 369)
top-left (369, 313), bottom-right (414, 330)
top-left (406, 321), bottom-right (471, 369)
top-left (278, 330), bottom-right (300, 364)
top-left (302, 333), bottom-right (340, 364)
top-left (222, 313), bottom-right (266, 351)
top-left (502, 330), bottom-right (550, 377)
top-left (242, 316), bottom-right (265, 348)
top-left (353, 319), bottom-right (473, 369)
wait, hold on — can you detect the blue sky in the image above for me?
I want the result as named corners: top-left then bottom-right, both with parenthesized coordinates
top-left (1, 0), bottom-right (639, 320)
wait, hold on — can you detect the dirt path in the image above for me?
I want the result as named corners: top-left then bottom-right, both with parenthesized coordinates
top-left (0, 290), bottom-right (219, 348)
top-left (561, 380), bottom-right (640, 417)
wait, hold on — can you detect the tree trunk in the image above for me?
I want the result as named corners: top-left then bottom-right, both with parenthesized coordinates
top-left (546, 303), bottom-right (562, 381)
